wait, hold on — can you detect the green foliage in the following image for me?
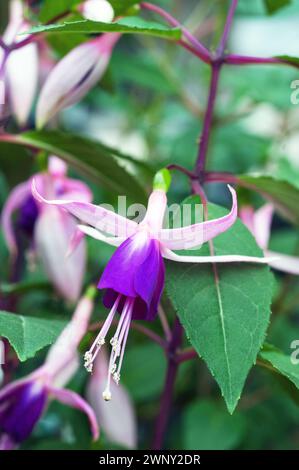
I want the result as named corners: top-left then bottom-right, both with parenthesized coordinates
top-left (166, 201), bottom-right (274, 413)
top-left (264, 0), bottom-right (291, 14)
top-left (183, 400), bottom-right (246, 450)
top-left (0, 311), bottom-right (66, 361)
top-left (28, 17), bottom-right (182, 40)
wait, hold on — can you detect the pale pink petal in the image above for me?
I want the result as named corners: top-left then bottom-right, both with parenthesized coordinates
top-left (34, 207), bottom-right (86, 302)
top-left (253, 204), bottom-right (274, 250)
top-left (159, 185), bottom-right (237, 250)
top-left (239, 206), bottom-right (255, 234)
top-left (66, 227), bottom-right (86, 258)
top-left (48, 386), bottom-right (99, 440)
top-left (48, 156), bottom-right (67, 178)
top-left (266, 249), bottom-right (299, 275)
top-left (86, 351), bottom-right (137, 448)
top-left (1, 180), bottom-right (32, 255)
top-left (45, 295), bottom-right (94, 377)
top-left (32, 179), bottom-right (138, 237)
top-left (77, 224), bottom-right (124, 247)
top-left (36, 33), bottom-right (120, 128)
top-left (2, 0), bottom-right (23, 45)
top-left (50, 355), bottom-right (79, 389)
top-left (60, 178), bottom-right (93, 203)
top-left (163, 247), bottom-right (276, 264)
top-left (5, 40), bottom-right (39, 126)
top-left (79, 0), bottom-right (115, 23)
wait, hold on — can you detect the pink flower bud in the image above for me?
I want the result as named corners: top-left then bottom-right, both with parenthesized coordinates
top-left (36, 33), bottom-right (120, 129)
top-left (79, 0), bottom-right (115, 23)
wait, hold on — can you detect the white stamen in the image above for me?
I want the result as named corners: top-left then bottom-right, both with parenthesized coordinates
top-left (102, 388), bottom-right (112, 401)
top-left (83, 294), bottom-right (120, 372)
top-left (102, 298), bottom-right (133, 400)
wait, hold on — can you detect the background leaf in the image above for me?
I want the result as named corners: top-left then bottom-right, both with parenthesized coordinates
top-left (0, 311), bottom-right (66, 361)
top-left (0, 131), bottom-right (153, 202)
top-left (166, 199), bottom-right (274, 413)
top-left (263, 0), bottom-right (291, 14)
top-left (183, 399), bottom-right (246, 450)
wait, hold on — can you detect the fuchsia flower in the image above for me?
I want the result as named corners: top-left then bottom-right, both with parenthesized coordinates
top-left (86, 350), bottom-right (137, 448)
top-left (78, 0), bottom-right (115, 23)
top-left (240, 204), bottom-right (299, 275)
top-left (36, 33), bottom-right (120, 129)
top-left (32, 170), bottom-right (271, 400)
top-left (0, 291), bottom-right (99, 450)
top-left (0, 0), bottom-right (39, 126)
top-left (2, 156), bottom-right (92, 302)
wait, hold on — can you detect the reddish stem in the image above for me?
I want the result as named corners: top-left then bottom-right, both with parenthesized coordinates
top-left (196, 63), bottom-right (221, 176)
top-left (140, 2), bottom-right (211, 64)
top-left (217, 0), bottom-right (238, 56)
top-left (152, 317), bottom-right (184, 450)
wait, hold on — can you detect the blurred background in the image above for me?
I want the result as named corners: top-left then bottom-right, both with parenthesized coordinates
top-left (0, 0), bottom-right (299, 450)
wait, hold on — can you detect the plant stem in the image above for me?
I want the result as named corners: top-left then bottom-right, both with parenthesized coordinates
top-left (196, 63), bottom-right (221, 176)
top-left (225, 54), bottom-right (299, 69)
top-left (152, 317), bottom-right (183, 450)
top-left (140, 2), bottom-right (211, 63)
top-left (217, 0), bottom-right (238, 57)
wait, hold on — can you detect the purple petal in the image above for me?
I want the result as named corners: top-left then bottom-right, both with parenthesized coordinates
top-left (159, 185), bottom-right (237, 250)
top-left (0, 433), bottom-right (16, 450)
top-left (48, 386), bottom-right (99, 440)
top-left (34, 207), bottom-right (86, 302)
top-left (32, 179), bottom-right (137, 238)
top-left (99, 232), bottom-right (165, 320)
top-left (0, 380), bottom-right (47, 443)
top-left (1, 179), bottom-right (32, 255)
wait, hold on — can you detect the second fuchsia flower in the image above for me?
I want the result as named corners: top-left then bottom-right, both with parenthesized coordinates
top-left (32, 169), bottom-right (272, 401)
top-left (0, 290), bottom-right (99, 450)
top-left (1, 157), bottom-right (92, 303)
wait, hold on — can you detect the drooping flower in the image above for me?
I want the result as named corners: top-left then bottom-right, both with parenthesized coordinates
top-left (0, 290), bottom-right (99, 450)
top-left (240, 204), bottom-right (299, 275)
top-left (1, 156), bottom-right (92, 302)
top-left (36, 33), bottom-right (120, 129)
top-left (1, 0), bottom-right (39, 126)
top-left (32, 169), bottom-right (272, 400)
top-left (86, 349), bottom-right (137, 448)
top-left (78, 0), bottom-right (115, 23)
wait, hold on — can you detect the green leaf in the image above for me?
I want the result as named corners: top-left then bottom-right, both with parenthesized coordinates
top-left (183, 400), bottom-right (246, 450)
top-left (275, 55), bottom-right (299, 67)
top-left (27, 17), bottom-right (181, 40)
top-left (39, 0), bottom-right (81, 23)
top-left (264, 0), bottom-right (291, 14)
top-left (1, 131), bottom-right (153, 202)
top-left (259, 343), bottom-right (299, 391)
top-left (109, 0), bottom-right (141, 15)
top-left (122, 343), bottom-right (166, 402)
top-left (0, 311), bottom-right (66, 361)
top-left (239, 175), bottom-right (299, 225)
top-left (166, 199), bottom-right (274, 413)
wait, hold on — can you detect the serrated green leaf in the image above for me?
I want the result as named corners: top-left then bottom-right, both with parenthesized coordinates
top-left (259, 343), bottom-right (299, 390)
top-left (166, 199), bottom-right (274, 413)
top-left (27, 17), bottom-right (181, 40)
top-left (0, 311), bottom-right (66, 361)
top-left (183, 400), bottom-right (246, 450)
top-left (239, 175), bottom-right (299, 225)
top-left (0, 131), bottom-right (153, 202)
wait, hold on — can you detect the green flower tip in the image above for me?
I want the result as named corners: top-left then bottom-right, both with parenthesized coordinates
top-left (153, 168), bottom-right (172, 192)
top-left (85, 285), bottom-right (97, 300)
